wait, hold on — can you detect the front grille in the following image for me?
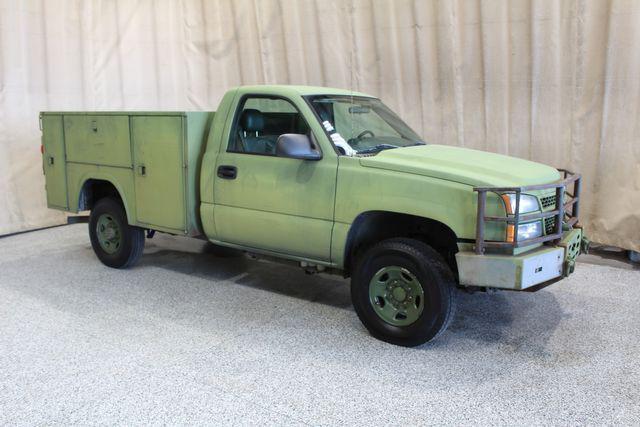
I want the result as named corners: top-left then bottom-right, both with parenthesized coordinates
top-left (544, 217), bottom-right (556, 235)
top-left (540, 195), bottom-right (556, 209)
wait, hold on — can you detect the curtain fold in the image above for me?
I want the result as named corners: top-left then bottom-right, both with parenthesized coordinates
top-left (0, 0), bottom-right (638, 251)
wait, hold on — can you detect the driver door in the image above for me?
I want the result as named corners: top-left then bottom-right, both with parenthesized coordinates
top-left (213, 95), bottom-right (337, 262)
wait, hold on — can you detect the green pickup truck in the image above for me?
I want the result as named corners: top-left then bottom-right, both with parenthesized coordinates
top-left (41, 85), bottom-right (588, 346)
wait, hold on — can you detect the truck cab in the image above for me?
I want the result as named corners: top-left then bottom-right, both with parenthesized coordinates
top-left (41, 85), bottom-right (588, 346)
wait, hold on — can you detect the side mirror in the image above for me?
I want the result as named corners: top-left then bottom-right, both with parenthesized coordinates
top-left (276, 134), bottom-right (322, 160)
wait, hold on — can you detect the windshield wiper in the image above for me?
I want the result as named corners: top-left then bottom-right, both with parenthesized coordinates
top-left (356, 142), bottom-right (425, 155)
top-left (356, 144), bottom-right (399, 154)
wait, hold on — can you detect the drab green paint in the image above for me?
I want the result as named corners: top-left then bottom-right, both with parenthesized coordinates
top-left (40, 85), bottom-right (583, 286)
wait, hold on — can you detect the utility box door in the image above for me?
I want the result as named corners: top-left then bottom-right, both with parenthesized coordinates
top-left (63, 115), bottom-right (131, 167)
top-left (41, 114), bottom-right (68, 209)
top-left (132, 116), bottom-right (186, 231)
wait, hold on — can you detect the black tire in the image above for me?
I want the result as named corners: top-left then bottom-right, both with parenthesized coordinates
top-left (351, 238), bottom-right (456, 346)
top-left (88, 197), bottom-right (145, 269)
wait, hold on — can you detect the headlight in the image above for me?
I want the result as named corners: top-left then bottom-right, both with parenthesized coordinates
top-left (502, 193), bottom-right (540, 214)
top-left (517, 221), bottom-right (543, 240)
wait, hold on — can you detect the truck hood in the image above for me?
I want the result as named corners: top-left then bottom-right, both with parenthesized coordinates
top-left (359, 144), bottom-right (561, 187)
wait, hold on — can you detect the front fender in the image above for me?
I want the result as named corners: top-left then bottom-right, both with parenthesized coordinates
top-left (331, 157), bottom-right (506, 268)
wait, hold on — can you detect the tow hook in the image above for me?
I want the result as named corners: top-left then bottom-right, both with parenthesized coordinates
top-left (565, 259), bottom-right (576, 276)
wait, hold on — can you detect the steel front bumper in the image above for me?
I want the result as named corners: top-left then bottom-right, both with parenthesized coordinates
top-left (456, 228), bottom-right (587, 291)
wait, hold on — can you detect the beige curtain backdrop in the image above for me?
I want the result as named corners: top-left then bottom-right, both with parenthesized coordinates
top-left (0, 0), bottom-right (638, 251)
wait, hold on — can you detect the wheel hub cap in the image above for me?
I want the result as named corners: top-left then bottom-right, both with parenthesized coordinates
top-left (96, 214), bottom-right (122, 254)
top-left (369, 266), bottom-right (425, 326)
top-left (391, 286), bottom-right (407, 302)
top-left (103, 228), bottom-right (116, 240)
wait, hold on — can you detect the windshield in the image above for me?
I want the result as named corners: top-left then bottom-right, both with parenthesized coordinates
top-left (306, 95), bottom-right (424, 155)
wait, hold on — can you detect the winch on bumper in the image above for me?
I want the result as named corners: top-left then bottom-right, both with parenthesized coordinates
top-left (456, 169), bottom-right (589, 291)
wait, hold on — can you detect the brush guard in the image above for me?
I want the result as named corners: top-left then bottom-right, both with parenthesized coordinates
top-left (473, 169), bottom-right (581, 255)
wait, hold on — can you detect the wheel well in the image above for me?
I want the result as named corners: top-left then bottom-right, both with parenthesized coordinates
top-left (78, 179), bottom-right (124, 212)
top-left (344, 211), bottom-right (459, 279)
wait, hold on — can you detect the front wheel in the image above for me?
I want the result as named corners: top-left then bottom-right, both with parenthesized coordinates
top-left (88, 197), bottom-right (145, 269)
top-left (351, 238), bottom-right (456, 346)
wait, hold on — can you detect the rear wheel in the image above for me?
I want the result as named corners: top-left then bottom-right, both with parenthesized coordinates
top-left (351, 238), bottom-right (456, 346)
top-left (89, 197), bottom-right (145, 268)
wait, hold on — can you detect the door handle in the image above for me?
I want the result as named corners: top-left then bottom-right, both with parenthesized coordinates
top-left (217, 165), bottom-right (237, 180)
top-left (47, 156), bottom-right (54, 165)
top-left (138, 165), bottom-right (146, 176)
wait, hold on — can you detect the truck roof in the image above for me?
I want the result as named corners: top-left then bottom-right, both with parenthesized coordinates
top-left (40, 86), bottom-right (376, 115)
top-left (233, 85), bottom-right (375, 98)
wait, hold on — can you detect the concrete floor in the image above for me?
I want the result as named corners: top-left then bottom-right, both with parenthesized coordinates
top-left (1, 224), bottom-right (638, 425)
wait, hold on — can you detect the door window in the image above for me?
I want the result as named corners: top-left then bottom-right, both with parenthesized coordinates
top-left (229, 96), bottom-right (312, 155)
